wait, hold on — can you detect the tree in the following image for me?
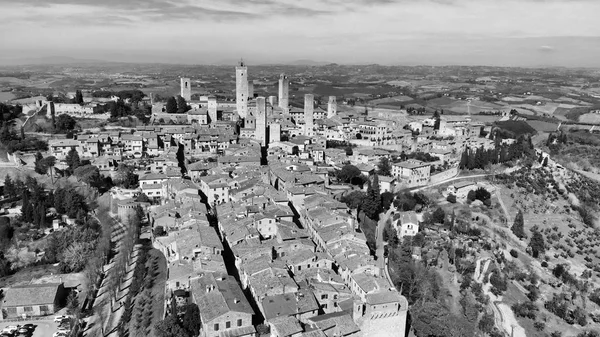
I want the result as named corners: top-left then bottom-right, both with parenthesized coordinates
top-left (512, 209), bottom-right (526, 239)
top-left (377, 157), bottom-right (392, 176)
top-left (478, 312), bottom-right (495, 334)
top-left (340, 190), bottom-right (366, 209)
top-left (166, 97), bottom-right (178, 114)
top-left (4, 175), bottom-right (15, 198)
top-left (74, 90), bottom-right (84, 104)
top-left (412, 301), bottom-right (473, 337)
top-left (337, 165), bottom-right (361, 184)
top-left (381, 191), bottom-right (394, 210)
top-left (490, 272), bottom-right (507, 296)
top-left (65, 148), bottom-right (80, 171)
top-left (363, 175), bottom-right (381, 220)
top-left (345, 146), bottom-right (353, 156)
top-left (55, 114), bottom-right (77, 131)
top-left (34, 152), bottom-right (44, 174)
top-left (176, 95), bottom-right (190, 113)
top-left (155, 316), bottom-right (189, 337)
top-left (66, 291), bottom-right (80, 315)
top-left (136, 193), bottom-right (150, 203)
top-left (446, 194), bottom-right (457, 203)
top-left (432, 207), bottom-right (445, 224)
top-left (115, 164), bottom-right (139, 188)
top-left (181, 304), bottom-right (201, 336)
top-left (529, 230), bottom-right (545, 258)
top-left (177, 144), bottom-right (187, 174)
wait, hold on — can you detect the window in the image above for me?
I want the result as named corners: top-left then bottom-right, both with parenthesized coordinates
top-left (7, 307), bottom-right (16, 314)
top-left (40, 305), bottom-right (49, 312)
top-left (297, 266), bottom-right (301, 271)
top-left (321, 294), bottom-right (328, 300)
top-left (237, 319), bottom-right (243, 326)
top-left (24, 306), bottom-right (33, 312)
top-left (323, 304), bottom-right (328, 309)
top-left (226, 321), bottom-right (231, 329)
top-left (214, 323), bottom-right (219, 331)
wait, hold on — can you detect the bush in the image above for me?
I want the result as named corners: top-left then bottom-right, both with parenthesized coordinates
top-left (510, 249), bottom-right (519, 258)
top-left (512, 301), bottom-right (538, 319)
top-left (446, 194), bottom-right (457, 203)
top-left (534, 321), bottom-right (545, 331)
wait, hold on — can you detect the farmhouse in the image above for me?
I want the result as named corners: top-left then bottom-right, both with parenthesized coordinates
top-left (396, 211), bottom-right (419, 238)
top-left (1, 283), bottom-right (67, 319)
top-left (446, 181), bottom-right (477, 200)
top-left (391, 160), bottom-right (431, 187)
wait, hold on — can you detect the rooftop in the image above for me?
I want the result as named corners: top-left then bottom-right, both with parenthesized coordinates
top-left (2, 283), bottom-right (62, 307)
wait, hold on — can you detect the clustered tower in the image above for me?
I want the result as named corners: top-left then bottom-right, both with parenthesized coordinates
top-left (236, 61), bottom-right (249, 119)
top-left (278, 74), bottom-right (289, 112)
top-left (327, 96), bottom-right (337, 118)
top-left (304, 94), bottom-right (314, 137)
top-left (180, 77), bottom-right (191, 101)
top-left (255, 97), bottom-right (267, 146)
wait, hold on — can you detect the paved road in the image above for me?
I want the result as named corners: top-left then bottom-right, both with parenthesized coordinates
top-left (83, 217), bottom-right (130, 337)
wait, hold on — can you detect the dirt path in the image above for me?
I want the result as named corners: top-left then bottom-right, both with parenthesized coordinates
top-left (494, 188), bottom-right (511, 222)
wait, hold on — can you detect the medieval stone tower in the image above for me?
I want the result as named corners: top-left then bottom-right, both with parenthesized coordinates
top-left (208, 96), bottom-right (217, 123)
top-left (327, 96), bottom-right (337, 118)
top-left (180, 77), bottom-right (191, 101)
top-left (255, 97), bottom-right (267, 146)
top-left (268, 96), bottom-right (278, 108)
top-left (269, 123), bottom-right (281, 143)
top-left (248, 81), bottom-right (254, 99)
top-left (304, 94), bottom-right (314, 137)
top-left (236, 61), bottom-right (249, 119)
top-left (278, 74), bottom-right (289, 111)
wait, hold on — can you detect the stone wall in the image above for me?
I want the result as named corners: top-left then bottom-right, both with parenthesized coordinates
top-left (430, 167), bottom-right (458, 184)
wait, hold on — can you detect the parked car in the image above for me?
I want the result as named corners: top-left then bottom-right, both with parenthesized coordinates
top-left (52, 332), bottom-right (68, 337)
top-left (54, 315), bottom-right (69, 323)
top-left (21, 325), bottom-right (35, 331)
top-left (2, 326), bottom-right (18, 334)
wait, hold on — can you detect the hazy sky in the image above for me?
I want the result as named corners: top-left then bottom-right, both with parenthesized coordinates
top-left (1, 0), bottom-right (600, 67)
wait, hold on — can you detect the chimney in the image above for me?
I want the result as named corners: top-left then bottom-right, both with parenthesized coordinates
top-left (234, 298), bottom-right (240, 304)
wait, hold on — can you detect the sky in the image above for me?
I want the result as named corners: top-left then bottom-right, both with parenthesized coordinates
top-left (1, 0), bottom-right (600, 67)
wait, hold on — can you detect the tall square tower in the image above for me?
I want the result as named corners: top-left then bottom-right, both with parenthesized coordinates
top-left (236, 61), bottom-right (249, 119)
top-left (180, 78), bottom-right (191, 101)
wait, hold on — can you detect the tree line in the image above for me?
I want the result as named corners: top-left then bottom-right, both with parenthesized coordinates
top-left (459, 135), bottom-right (535, 170)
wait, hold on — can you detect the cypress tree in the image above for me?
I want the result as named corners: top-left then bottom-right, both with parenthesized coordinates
top-left (512, 209), bottom-right (526, 239)
top-left (4, 175), bottom-right (14, 198)
top-left (363, 174), bottom-right (382, 220)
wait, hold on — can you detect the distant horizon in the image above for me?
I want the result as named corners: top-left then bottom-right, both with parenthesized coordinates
top-left (1, 54), bottom-right (599, 70)
top-left (1, 0), bottom-right (600, 68)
